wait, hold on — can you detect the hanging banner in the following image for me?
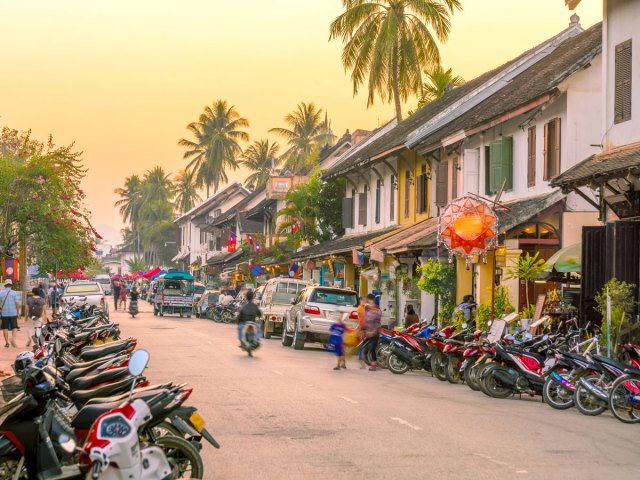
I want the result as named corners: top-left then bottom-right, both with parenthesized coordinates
top-left (370, 247), bottom-right (384, 263)
top-left (352, 249), bottom-right (364, 266)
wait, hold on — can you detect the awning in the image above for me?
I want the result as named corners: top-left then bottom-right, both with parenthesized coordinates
top-left (171, 252), bottom-right (189, 262)
top-left (291, 227), bottom-right (397, 261)
top-left (206, 249), bottom-right (243, 266)
top-left (544, 242), bottom-right (581, 273)
top-left (368, 217), bottom-right (438, 253)
top-left (163, 271), bottom-right (194, 281)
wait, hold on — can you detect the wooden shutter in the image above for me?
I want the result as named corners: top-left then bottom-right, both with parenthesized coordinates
top-left (554, 118), bottom-right (561, 178)
top-left (435, 161), bottom-right (448, 206)
top-left (404, 171), bottom-right (411, 217)
top-left (342, 197), bottom-right (353, 228)
top-left (489, 140), bottom-right (502, 193)
top-left (615, 39), bottom-right (632, 124)
top-left (502, 136), bottom-right (513, 190)
top-left (389, 175), bottom-right (395, 221)
top-left (451, 159), bottom-right (458, 200)
top-left (358, 192), bottom-right (367, 226)
top-left (463, 149), bottom-right (479, 195)
top-left (484, 146), bottom-right (491, 195)
top-left (543, 122), bottom-right (549, 181)
top-left (416, 173), bottom-right (424, 212)
top-left (527, 126), bottom-right (536, 187)
top-left (375, 180), bottom-right (381, 224)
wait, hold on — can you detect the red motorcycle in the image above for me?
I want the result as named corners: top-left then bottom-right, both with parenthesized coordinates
top-left (427, 326), bottom-right (457, 381)
top-left (444, 329), bottom-right (484, 384)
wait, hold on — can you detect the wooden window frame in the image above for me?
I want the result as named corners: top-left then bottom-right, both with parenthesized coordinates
top-left (404, 170), bottom-right (411, 218)
top-left (527, 126), bottom-right (536, 187)
top-left (615, 39), bottom-right (632, 124)
top-left (389, 175), bottom-right (395, 222)
top-left (375, 179), bottom-right (381, 224)
top-left (543, 118), bottom-right (561, 181)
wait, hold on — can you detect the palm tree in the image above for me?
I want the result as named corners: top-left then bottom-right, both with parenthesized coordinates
top-left (114, 175), bottom-right (143, 253)
top-left (125, 256), bottom-right (147, 274)
top-left (140, 166), bottom-right (175, 207)
top-left (269, 102), bottom-right (335, 174)
top-left (178, 100), bottom-right (249, 197)
top-left (417, 65), bottom-right (464, 108)
top-left (329, 0), bottom-right (462, 121)
top-left (240, 140), bottom-right (280, 190)
top-left (174, 169), bottom-right (201, 214)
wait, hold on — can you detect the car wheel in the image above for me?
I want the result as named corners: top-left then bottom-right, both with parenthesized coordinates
top-left (292, 320), bottom-right (306, 350)
top-left (153, 306), bottom-right (158, 316)
top-left (281, 323), bottom-right (293, 347)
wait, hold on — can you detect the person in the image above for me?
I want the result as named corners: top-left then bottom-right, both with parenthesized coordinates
top-left (220, 291), bottom-right (233, 306)
top-left (362, 293), bottom-right (382, 371)
top-left (0, 279), bottom-right (21, 348)
top-left (405, 304), bottom-right (419, 328)
top-left (235, 290), bottom-right (261, 346)
top-left (328, 313), bottom-right (347, 370)
top-left (113, 279), bottom-right (121, 310)
top-left (129, 286), bottom-right (139, 315)
top-left (356, 297), bottom-right (366, 368)
top-left (119, 286), bottom-right (128, 310)
top-left (49, 283), bottom-right (61, 315)
top-left (453, 294), bottom-right (476, 321)
top-left (25, 287), bottom-right (47, 347)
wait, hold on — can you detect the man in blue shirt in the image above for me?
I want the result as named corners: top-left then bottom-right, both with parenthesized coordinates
top-left (0, 279), bottom-right (21, 348)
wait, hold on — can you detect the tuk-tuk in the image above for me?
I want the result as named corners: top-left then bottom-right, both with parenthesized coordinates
top-left (152, 271), bottom-right (195, 317)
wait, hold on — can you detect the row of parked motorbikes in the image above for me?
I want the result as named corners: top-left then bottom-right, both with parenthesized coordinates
top-left (0, 298), bottom-right (219, 479)
top-left (366, 317), bottom-right (640, 425)
top-left (203, 301), bottom-right (242, 324)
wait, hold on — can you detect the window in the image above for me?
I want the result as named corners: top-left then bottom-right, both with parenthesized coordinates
top-left (417, 164), bottom-right (429, 213)
top-left (375, 179), bottom-right (381, 224)
top-left (309, 288), bottom-right (358, 307)
top-left (358, 187), bottom-right (368, 226)
top-left (213, 208), bottom-right (221, 218)
top-left (200, 230), bottom-right (207, 244)
top-left (351, 188), bottom-right (356, 224)
top-left (404, 170), bottom-right (411, 218)
top-left (435, 160), bottom-right (448, 206)
top-left (527, 126), bottom-right (536, 187)
top-left (615, 39), bottom-right (632, 124)
top-left (544, 119), bottom-right (561, 180)
top-left (488, 136), bottom-right (513, 193)
top-left (389, 175), bottom-right (395, 221)
top-left (484, 146), bottom-right (491, 195)
top-left (65, 284), bottom-right (101, 294)
top-left (342, 196), bottom-right (354, 229)
top-left (451, 159), bottom-right (458, 199)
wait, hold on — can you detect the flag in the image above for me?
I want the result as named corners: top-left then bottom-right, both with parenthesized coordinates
top-left (352, 249), bottom-right (364, 266)
top-left (227, 231), bottom-right (237, 252)
top-left (246, 234), bottom-right (254, 249)
top-left (291, 223), bottom-right (299, 235)
top-left (370, 247), bottom-right (384, 263)
top-left (288, 262), bottom-right (301, 279)
top-left (255, 241), bottom-right (261, 253)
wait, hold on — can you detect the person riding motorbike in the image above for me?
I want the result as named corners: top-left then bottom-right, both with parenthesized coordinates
top-left (129, 285), bottom-right (140, 317)
top-left (236, 290), bottom-right (261, 350)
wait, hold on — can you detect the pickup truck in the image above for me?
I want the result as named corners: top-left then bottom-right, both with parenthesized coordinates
top-left (61, 281), bottom-right (109, 317)
top-left (258, 277), bottom-right (308, 339)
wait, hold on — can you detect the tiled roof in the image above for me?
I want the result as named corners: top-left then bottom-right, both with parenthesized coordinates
top-left (174, 182), bottom-right (248, 224)
top-left (291, 227), bottom-right (398, 261)
top-left (551, 142), bottom-right (640, 191)
top-left (206, 249), bottom-right (243, 266)
top-left (367, 217), bottom-right (438, 253)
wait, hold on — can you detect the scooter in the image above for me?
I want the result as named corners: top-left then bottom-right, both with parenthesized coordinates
top-left (129, 301), bottom-right (139, 318)
top-left (240, 322), bottom-right (260, 357)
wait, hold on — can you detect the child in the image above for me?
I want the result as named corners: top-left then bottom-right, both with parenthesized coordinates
top-left (328, 313), bottom-right (348, 370)
top-left (119, 286), bottom-right (128, 310)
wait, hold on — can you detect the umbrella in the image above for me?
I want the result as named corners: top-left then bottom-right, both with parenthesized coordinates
top-left (545, 243), bottom-right (581, 273)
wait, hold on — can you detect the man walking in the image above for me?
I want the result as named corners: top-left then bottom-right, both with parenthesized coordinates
top-left (362, 293), bottom-right (382, 371)
top-left (0, 279), bottom-right (21, 348)
top-left (113, 279), bottom-right (121, 310)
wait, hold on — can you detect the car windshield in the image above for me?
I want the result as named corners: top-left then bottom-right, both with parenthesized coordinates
top-left (163, 280), bottom-right (191, 295)
top-left (272, 282), bottom-right (305, 304)
top-left (207, 293), bottom-right (220, 303)
top-left (195, 285), bottom-right (206, 294)
top-left (66, 284), bottom-right (101, 294)
top-left (309, 289), bottom-right (358, 307)
top-left (96, 279), bottom-right (110, 284)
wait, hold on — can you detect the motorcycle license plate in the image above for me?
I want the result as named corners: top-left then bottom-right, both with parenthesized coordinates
top-left (190, 411), bottom-right (206, 432)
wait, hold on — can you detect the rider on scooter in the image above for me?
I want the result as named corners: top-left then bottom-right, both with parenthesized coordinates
top-left (236, 290), bottom-right (261, 348)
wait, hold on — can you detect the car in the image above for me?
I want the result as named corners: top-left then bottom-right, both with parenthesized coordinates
top-left (95, 274), bottom-right (112, 295)
top-left (194, 289), bottom-right (221, 318)
top-left (282, 286), bottom-right (359, 350)
top-left (258, 277), bottom-right (308, 339)
top-left (61, 281), bottom-right (109, 317)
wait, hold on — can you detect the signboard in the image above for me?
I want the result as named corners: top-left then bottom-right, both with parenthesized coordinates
top-left (533, 294), bottom-right (546, 322)
top-left (487, 319), bottom-right (506, 344)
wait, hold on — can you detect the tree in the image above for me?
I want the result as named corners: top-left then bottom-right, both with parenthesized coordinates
top-left (505, 252), bottom-right (547, 309)
top-left (114, 175), bottom-right (143, 253)
top-left (417, 258), bottom-right (456, 324)
top-left (269, 102), bottom-right (334, 174)
top-left (125, 256), bottom-right (147, 274)
top-left (416, 65), bottom-right (464, 108)
top-left (329, 0), bottom-right (462, 121)
top-left (178, 100), bottom-right (249, 196)
top-left (174, 169), bottom-right (201, 214)
top-left (240, 140), bottom-right (280, 190)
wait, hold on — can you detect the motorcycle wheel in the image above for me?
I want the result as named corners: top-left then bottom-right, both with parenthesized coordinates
top-left (464, 364), bottom-right (480, 391)
top-left (542, 374), bottom-right (574, 410)
top-left (478, 364), bottom-right (499, 397)
top-left (445, 354), bottom-right (462, 384)
top-left (430, 351), bottom-right (447, 381)
top-left (483, 369), bottom-right (513, 399)
top-left (608, 375), bottom-right (640, 424)
top-left (387, 353), bottom-right (410, 374)
top-left (375, 344), bottom-right (388, 368)
top-left (155, 434), bottom-right (204, 480)
top-left (574, 375), bottom-right (607, 416)
top-left (0, 454), bottom-right (27, 480)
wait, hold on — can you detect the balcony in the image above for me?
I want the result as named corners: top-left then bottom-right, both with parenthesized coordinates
top-left (266, 175), bottom-right (309, 200)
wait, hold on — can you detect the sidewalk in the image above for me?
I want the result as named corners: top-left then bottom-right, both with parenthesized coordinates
top-left (0, 321), bottom-right (32, 376)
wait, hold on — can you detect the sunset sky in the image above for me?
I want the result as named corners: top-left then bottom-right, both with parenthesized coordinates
top-left (1, 1), bottom-right (601, 246)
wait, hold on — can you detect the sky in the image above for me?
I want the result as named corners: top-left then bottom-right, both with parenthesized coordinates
top-left (0, 0), bottom-right (601, 247)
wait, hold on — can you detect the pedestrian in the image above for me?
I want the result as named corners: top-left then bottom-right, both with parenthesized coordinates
top-left (25, 287), bottom-right (47, 347)
top-left (362, 293), bottom-right (382, 371)
top-left (0, 279), bottom-right (21, 348)
top-left (113, 279), bottom-right (121, 310)
top-left (119, 286), bottom-right (128, 310)
top-left (405, 304), bottom-right (419, 328)
top-left (328, 313), bottom-right (348, 370)
top-left (452, 294), bottom-right (476, 321)
top-left (357, 296), bottom-right (366, 368)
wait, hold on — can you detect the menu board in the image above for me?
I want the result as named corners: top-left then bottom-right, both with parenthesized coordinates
top-left (533, 294), bottom-right (546, 322)
top-left (487, 319), bottom-right (506, 344)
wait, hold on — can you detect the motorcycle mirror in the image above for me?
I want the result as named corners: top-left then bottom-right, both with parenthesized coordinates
top-left (461, 323), bottom-right (468, 329)
top-left (524, 332), bottom-right (533, 340)
top-left (128, 350), bottom-right (150, 377)
top-left (65, 314), bottom-right (72, 321)
top-left (54, 338), bottom-right (63, 354)
top-left (58, 433), bottom-right (76, 454)
top-left (543, 334), bottom-right (549, 341)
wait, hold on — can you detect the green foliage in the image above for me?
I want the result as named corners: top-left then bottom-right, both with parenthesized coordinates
top-left (505, 252), bottom-right (547, 308)
top-left (125, 256), bottom-right (147, 274)
top-left (476, 304), bottom-right (492, 331)
top-left (520, 304), bottom-right (536, 319)
top-left (174, 170), bottom-right (201, 214)
top-left (595, 278), bottom-right (637, 348)
top-left (494, 285), bottom-right (515, 317)
top-left (416, 66), bottom-right (465, 108)
top-left (329, 0), bottom-right (463, 121)
top-left (453, 309), bottom-right (467, 331)
top-left (416, 258), bottom-right (456, 324)
top-left (240, 140), bottom-right (280, 190)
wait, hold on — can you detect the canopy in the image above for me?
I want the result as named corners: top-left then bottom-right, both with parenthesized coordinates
top-left (545, 243), bottom-right (582, 273)
top-left (163, 271), bottom-right (194, 281)
top-left (142, 267), bottom-right (162, 279)
top-left (151, 270), bottom-right (166, 280)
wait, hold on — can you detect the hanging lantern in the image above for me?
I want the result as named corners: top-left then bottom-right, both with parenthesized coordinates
top-left (438, 195), bottom-right (499, 268)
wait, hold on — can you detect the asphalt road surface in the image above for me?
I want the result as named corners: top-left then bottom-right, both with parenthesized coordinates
top-left (110, 302), bottom-right (639, 480)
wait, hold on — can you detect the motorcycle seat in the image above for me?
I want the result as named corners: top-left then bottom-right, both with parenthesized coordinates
top-left (71, 367), bottom-right (129, 391)
top-left (80, 339), bottom-right (134, 361)
top-left (72, 400), bottom-right (123, 430)
top-left (71, 376), bottom-right (140, 406)
top-left (592, 354), bottom-right (627, 371)
top-left (84, 384), bottom-right (174, 405)
top-left (66, 358), bottom-right (116, 382)
top-left (62, 353), bottom-right (122, 372)
top-left (562, 351), bottom-right (588, 362)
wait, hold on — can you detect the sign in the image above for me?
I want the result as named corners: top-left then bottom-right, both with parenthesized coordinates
top-left (533, 294), bottom-right (546, 322)
top-left (487, 319), bottom-right (506, 344)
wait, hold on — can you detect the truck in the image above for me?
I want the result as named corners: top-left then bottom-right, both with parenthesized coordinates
top-left (152, 271), bottom-right (195, 317)
top-left (95, 274), bottom-right (112, 295)
top-left (257, 277), bottom-right (308, 339)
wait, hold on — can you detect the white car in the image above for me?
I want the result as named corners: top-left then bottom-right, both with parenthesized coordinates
top-left (62, 281), bottom-right (109, 316)
top-left (95, 274), bottom-right (112, 295)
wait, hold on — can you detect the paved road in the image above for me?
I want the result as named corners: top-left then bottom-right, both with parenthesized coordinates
top-left (107, 303), bottom-right (638, 480)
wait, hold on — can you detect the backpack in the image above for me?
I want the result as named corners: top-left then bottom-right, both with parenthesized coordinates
top-left (28, 297), bottom-right (44, 318)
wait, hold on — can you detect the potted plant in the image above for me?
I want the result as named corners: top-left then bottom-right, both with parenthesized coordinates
top-left (594, 278), bottom-right (636, 353)
top-left (505, 252), bottom-right (547, 311)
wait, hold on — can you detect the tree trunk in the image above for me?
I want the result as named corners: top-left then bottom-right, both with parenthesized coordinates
top-left (206, 184), bottom-right (210, 198)
top-left (392, 45), bottom-right (402, 122)
top-left (525, 280), bottom-right (530, 310)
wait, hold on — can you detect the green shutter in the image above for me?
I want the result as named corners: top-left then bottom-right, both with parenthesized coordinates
top-left (489, 140), bottom-right (502, 193)
top-left (502, 136), bottom-right (513, 190)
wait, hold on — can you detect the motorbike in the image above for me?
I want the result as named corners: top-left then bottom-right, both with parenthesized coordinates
top-left (129, 300), bottom-right (139, 318)
top-left (240, 322), bottom-right (260, 357)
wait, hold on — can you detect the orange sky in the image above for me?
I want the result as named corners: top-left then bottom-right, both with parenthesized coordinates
top-left (0, 1), bottom-right (601, 246)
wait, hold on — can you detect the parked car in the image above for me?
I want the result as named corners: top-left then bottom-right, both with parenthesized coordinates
top-left (94, 274), bottom-right (112, 295)
top-left (258, 278), bottom-right (308, 339)
top-left (195, 289), bottom-right (221, 318)
top-left (61, 281), bottom-right (109, 316)
top-left (282, 286), bottom-right (359, 350)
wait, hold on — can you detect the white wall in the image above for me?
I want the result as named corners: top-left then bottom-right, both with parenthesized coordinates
top-left (603, 0), bottom-right (640, 148)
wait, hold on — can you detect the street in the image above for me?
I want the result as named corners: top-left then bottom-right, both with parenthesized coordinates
top-left (103, 302), bottom-right (640, 480)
